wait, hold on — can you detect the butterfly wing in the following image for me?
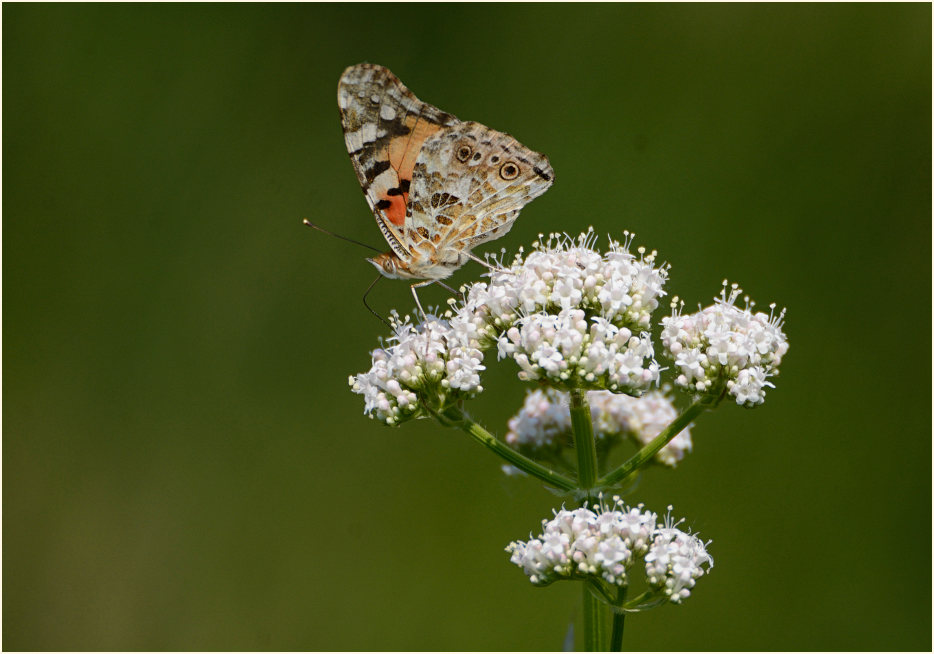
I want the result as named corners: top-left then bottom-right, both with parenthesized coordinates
top-left (337, 64), bottom-right (460, 260)
top-left (407, 121), bottom-right (554, 262)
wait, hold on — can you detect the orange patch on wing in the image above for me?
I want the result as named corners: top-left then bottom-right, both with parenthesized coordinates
top-left (387, 115), bottom-right (442, 181)
top-left (380, 115), bottom-right (441, 227)
top-left (382, 193), bottom-right (408, 226)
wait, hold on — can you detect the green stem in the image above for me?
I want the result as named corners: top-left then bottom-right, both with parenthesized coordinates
top-left (598, 397), bottom-right (711, 488)
top-left (609, 586), bottom-right (627, 651)
top-left (569, 388), bottom-right (599, 504)
top-left (569, 388), bottom-right (607, 650)
top-left (439, 407), bottom-right (577, 492)
top-left (583, 580), bottom-right (607, 651)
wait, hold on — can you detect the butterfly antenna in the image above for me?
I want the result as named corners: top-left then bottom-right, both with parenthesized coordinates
top-left (362, 275), bottom-right (392, 328)
top-left (303, 219), bottom-right (384, 254)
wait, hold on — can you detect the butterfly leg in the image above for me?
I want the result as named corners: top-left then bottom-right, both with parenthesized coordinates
top-left (410, 280), bottom-right (443, 358)
top-left (410, 280), bottom-right (436, 320)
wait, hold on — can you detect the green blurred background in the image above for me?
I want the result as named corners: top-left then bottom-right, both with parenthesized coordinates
top-left (3, 3), bottom-right (930, 651)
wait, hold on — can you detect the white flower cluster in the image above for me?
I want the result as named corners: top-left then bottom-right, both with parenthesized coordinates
top-left (506, 501), bottom-right (656, 586)
top-left (645, 514), bottom-right (715, 603)
top-left (351, 229), bottom-right (669, 418)
top-left (660, 282), bottom-right (789, 407)
top-left (504, 388), bottom-right (573, 453)
top-left (461, 229), bottom-right (667, 392)
top-left (506, 500), bottom-right (712, 602)
top-left (349, 313), bottom-right (485, 425)
top-left (496, 309), bottom-right (659, 392)
top-left (465, 229), bottom-right (669, 332)
top-left (506, 389), bottom-right (692, 466)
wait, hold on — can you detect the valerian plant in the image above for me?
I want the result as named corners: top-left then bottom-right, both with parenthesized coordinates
top-left (349, 229), bottom-right (789, 650)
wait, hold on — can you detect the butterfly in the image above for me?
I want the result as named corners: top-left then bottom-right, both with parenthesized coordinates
top-left (335, 63), bottom-right (554, 315)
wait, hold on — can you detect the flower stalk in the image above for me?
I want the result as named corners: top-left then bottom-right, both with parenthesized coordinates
top-left (584, 579), bottom-right (608, 651)
top-left (609, 586), bottom-right (628, 651)
top-left (440, 407), bottom-right (577, 492)
top-left (571, 387), bottom-right (606, 648)
top-left (569, 388), bottom-right (599, 500)
top-left (598, 396), bottom-right (713, 488)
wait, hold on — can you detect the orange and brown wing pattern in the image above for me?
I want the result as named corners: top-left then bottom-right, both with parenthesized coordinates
top-left (338, 64), bottom-right (459, 259)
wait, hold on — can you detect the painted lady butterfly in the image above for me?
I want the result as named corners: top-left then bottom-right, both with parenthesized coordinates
top-left (337, 63), bottom-right (554, 308)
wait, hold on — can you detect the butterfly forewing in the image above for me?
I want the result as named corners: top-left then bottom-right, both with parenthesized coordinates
top-left (338, 64), bottom-right (459, 259)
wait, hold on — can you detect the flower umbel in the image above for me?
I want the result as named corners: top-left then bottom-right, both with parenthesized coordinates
top-left (506, 499), bottom-right (712, 605)
top-left (496, 309), bottom-right (660, 393)
top-left (644, 510), bottom-right (715, 604)
top-left (506, 388), bottom-right (693, 467)
top-left (660, 281), bottom-right (789, 407)
top-left (458, 229), bottom-right (667, 393)
top-left (349, 312), bottom-right (485, 425)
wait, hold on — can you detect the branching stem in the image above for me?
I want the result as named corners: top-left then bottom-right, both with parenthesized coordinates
top-left (439, 407), bottom-right (577, 492)
top-left (598, 396), bottom-right (713, 488)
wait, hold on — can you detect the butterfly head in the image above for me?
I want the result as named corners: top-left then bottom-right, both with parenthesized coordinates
top-left (368, 252), bottom-right (420, 280)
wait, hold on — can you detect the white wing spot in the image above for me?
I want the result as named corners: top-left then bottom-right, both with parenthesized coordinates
top-left (350, 123), bottom-right (377, 144)
top-left (370, 94), bottom-right (381, 104)
top-left (380, 104), bottom-right (396, 121)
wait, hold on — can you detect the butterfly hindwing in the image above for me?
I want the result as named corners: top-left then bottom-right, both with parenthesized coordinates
top-left (408, 122), bottom-right (554, 262)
